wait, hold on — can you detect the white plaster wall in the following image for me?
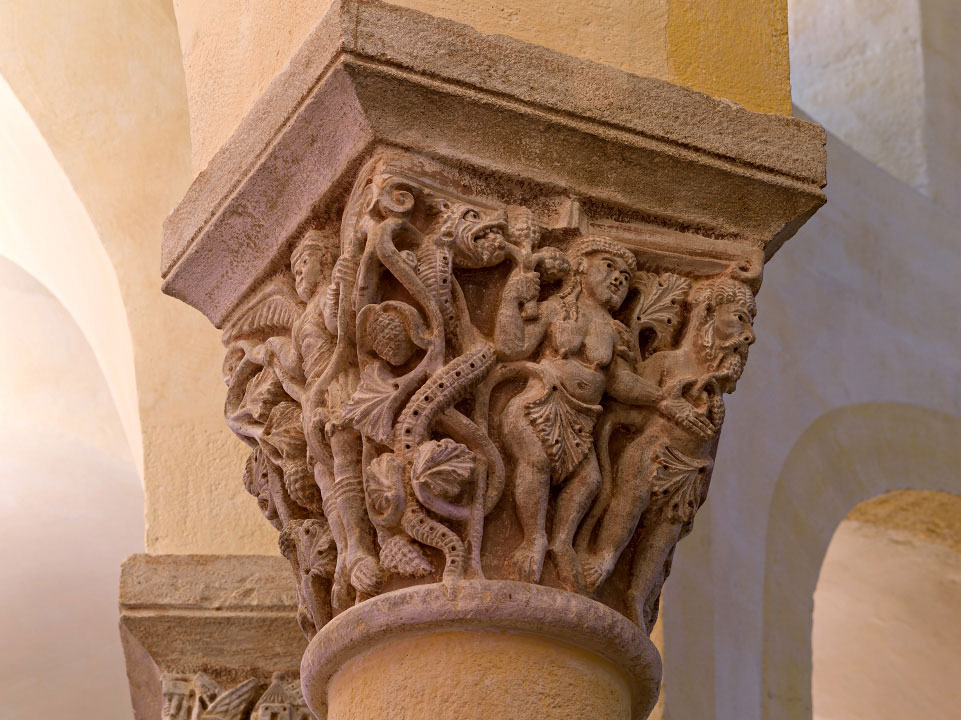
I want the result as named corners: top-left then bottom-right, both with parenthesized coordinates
top-left (812, 520), bottom-right (961, 720)
top-left (920, 0), bottom-right (961, 213)
top-left (663, 118), bottom-right (961, 718)
top-left (0, 257), bottom-right (142, 720)
top-left (789, 0), bottom-right (926, 193)
top-left (790, 0), bottom-right (961, 215)
top-left (0, 74), bottom-right (141, 476)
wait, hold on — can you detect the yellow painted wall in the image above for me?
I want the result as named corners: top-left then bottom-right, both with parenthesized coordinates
top-left (667, 0), bottom-right (790, 115)
top-left (174, 0), bottom-right (791, 174)
top-left (0, 1), bottom-right (276, 555)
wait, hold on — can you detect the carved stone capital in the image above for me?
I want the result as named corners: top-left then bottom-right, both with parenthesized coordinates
top-left (119, 555), bottom-right (308, 719)
top-left (158, 2), bottom-right (825, 718)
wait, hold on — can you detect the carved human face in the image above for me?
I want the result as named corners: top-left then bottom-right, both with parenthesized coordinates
top-left (161, 676), bottom-right (194, 720)
top-left (221, 346), bottom-right (244, 386)
top-left (709, 301), bottom-right (755, 388)
top-left (292, 249), bottom-right (325, 302)
top-left (581, 253), bottom-right (631, 310)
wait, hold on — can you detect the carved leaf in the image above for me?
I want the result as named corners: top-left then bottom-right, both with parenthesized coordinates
top-left (649, 445), bottom-right (710, 524)
top-left (263, 402), bottom-right (306, 455)
top-left (366, 453), bottom-right (406, 528)
top-left (411, 438), bottom-right (474, 500)
top-left (240, 367), bottom-right (288, 424)
top-left (523, 387), bottom-right (601, 481)
top-left (202, 678), bottom-right (260, 720)
top-left (193, 674), bottom-right (223, 710)
top-left (223, 277), bottom-right (301, 344)
top-left (342, 363), bottom-right (401, 445)
top-left (629, 272), bottom-right (691, 351)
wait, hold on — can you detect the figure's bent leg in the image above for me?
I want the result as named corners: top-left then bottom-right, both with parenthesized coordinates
top-left (313, 461), bottom-right (353, 612)
top-left (580, 436), bottom-right (655, 593)
top-left (303, 572), bottom-right (333, 634)
top-left (626, 513), bottom-right (683, 633)
top-left (550, 452), bottom-right (601, 592)
top-left (503, 401), bottom-right (551, 583)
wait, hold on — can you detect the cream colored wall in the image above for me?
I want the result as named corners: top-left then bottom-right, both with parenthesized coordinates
top-left (173, 0), bottom-right (791, 175)
top-left (813, 494), bottom-right (961, 720)
top-left (173, 0), bottom-right (337, 177)
top-left (759, 405), bottom-right (961, 720)
top-left (662, 121), bottom-right (961, 719)
top-left (0, 0), bottom-right (275, 554)
top-left (0, 74), bottom-right (141, 475)
top-left (0, 257), bottom-right (142, 719)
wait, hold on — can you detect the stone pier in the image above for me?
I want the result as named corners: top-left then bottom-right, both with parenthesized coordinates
top-left (122, 1), bottom-right (825, 718)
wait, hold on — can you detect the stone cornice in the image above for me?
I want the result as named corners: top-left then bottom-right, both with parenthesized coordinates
top-left (161, 0), bottom-right (825, 328)
top-left (119, 554), bottom-right (306, 685)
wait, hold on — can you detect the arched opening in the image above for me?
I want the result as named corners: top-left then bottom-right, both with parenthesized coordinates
top-left (812, 490), bottom-right (961, 720)
top-left (0, 256), bottom-right (142, 719)
top-left (0, 72), bottom-right (142, 476)
top-left (762, 403), bottom-right (961, 719)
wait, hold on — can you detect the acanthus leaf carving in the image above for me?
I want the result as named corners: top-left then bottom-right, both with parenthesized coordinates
top-left (220, 150), bottom-right (758, 635)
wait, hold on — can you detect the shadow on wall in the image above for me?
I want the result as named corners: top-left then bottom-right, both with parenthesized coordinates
top-left (761, 402), bottom-right (961, 719)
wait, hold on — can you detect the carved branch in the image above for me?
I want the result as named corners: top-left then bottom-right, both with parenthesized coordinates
top-left (220, 151), bottom-right (758, 635)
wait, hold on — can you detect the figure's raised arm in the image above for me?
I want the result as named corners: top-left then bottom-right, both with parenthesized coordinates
top-left (494, 269), bottom-right (550, 360)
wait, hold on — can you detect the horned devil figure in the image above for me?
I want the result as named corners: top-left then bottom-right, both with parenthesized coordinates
top-left (491, 236), bottom-right (709, 592)
top-left (577, 276), bottom-right (756, 631)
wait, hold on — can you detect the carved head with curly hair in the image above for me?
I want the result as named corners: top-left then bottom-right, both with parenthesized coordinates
top-left (687, 277), bottom-right (757, 391)
top-left (559, 235), bottom-right (637, 314)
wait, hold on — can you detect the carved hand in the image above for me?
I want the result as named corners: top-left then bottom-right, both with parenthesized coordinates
top-left (504, 269), bottom-right (541, 304)
top-left (658, 376), bottom-right (714, 439)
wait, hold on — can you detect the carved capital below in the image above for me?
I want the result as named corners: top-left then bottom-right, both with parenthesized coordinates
top-left (119, 555), bottom-right (308, 720)
top-left (157, 1), bottom-right (826, 718)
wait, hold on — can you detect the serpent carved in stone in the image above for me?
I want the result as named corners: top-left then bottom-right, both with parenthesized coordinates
top-left (221, 151), bottom-right (760, 636)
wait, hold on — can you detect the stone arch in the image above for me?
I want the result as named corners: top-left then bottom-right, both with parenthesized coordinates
top-left (0, 72), bottom-right (142, 476)
top-left (761, 402), bottom-right (961, 719)
top-left (0, 254), bottom-right (143, 718)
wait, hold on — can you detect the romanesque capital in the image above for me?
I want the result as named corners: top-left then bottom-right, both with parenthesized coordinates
top-left (160, 2), bottom-right (825, 718)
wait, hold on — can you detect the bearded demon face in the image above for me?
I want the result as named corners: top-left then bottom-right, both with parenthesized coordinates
top-left (701, 300), bottom-right (755, 391)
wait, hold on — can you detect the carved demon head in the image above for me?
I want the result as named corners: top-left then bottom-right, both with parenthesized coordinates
top-left (437, 202), bottom-right (508, 268)
top-left (689, 278), bottom-right (757, 392)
